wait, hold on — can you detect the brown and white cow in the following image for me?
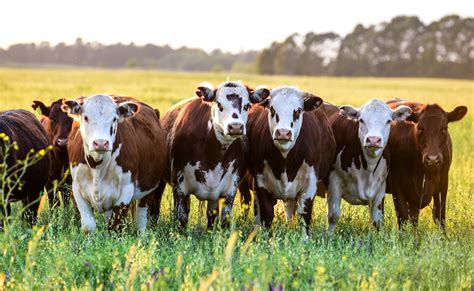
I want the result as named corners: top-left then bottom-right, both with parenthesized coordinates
top-left (62, 94), bottom-right (166, 233)
top-left (32, 99), bottom-right (74, 205)
top-left (323, 99), bottom-right (411, 233)
top-left (247, 86), bottom-right (336, 233)
top-left (0, 109), bottom-right (50, 225)
top-left (386, 99), bottom-right (467, 228)
top-left (158, 81), bottom-right (269, 228)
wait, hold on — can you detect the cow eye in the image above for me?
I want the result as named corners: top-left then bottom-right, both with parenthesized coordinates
top-left (270, 107), bottom-right (275, 117)
top-left (244, 104), bottom-right (251, 111)
top-left (113, 117), bottom-right (117, 122)
top-left (387, 120), bottom-right (391, 124)
top-left (359, 119), bottom-right (364, 124)
top-left (84, 116), bottom-right (89, 122)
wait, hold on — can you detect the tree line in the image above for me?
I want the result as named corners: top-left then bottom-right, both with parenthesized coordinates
top-left (257, 15), bottom-right (473, 79)
top-left (0, 15), bottom-right (472, 79)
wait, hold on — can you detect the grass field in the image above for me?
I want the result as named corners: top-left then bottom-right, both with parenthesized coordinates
top-left (0, 68), bottom-right (472, 289)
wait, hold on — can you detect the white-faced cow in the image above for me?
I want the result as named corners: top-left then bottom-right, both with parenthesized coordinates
top-left (0, 110), bottom-right (50, 225)
top-left (247, 86), bottom-right (336, 233)
top-left (62, 94), bottom-right (166, 233)
top-left (323, 99), bottom-right (411, 233)
top-left (157, 81), bottom-right (269, 228)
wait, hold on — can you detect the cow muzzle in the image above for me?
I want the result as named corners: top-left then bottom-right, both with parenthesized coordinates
top-left (227, 122), bottom-right (244, 136)
top-left (92, 139), bottom-right (110, 152)
top-left (56, 138), bottom-right (68, 147)
top-left (274, 128), bottom-right (292, 142)
top-left (423, 154), bottom-right (442, 167)
top-left (364, 136), bottom-right (382, 149)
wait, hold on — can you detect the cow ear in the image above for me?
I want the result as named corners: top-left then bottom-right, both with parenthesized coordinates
top-left (447, 106), bottom-right (467, 123)
top-left (196, 83), bottom-right (215, 102)
top-left (32, 100), bottom-right (50, 116)
top-left (250, 87), bottom-right (270, 104)
top-left (339, 105), bottom-right (359, 120)
top-left (117, 102), bottom-right (139, 121)
top-left (405, 111), bottom-right (420, 123)
top-left (392, 105), bottom-right (412, 121)
top-left (303, 93), bottom-right (323, 111)
top-left (62, 99), bottom-right (83, 120)
top-left (259, 98), bottom-right (270, 108)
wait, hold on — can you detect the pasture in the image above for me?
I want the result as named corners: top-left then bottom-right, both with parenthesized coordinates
top-left (0, 68), bottom-right (472, 289)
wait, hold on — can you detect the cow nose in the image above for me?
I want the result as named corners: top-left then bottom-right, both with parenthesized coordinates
top-left (424, 154), bottom-right (441, 166)
top-left (228, 123), bottom-right (244, 135)
top-left (365, 136), bottom-right (382, 147)
top-left (275, 129), bottom-right (292, 141)
top-left (92, 139), bottom-right (110, 151)
top-left (56, 138), bottom-right (68, 147)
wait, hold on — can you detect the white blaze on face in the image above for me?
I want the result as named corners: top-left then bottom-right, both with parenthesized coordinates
top-left (211, 82), bottom-right (251, 137)
top-left (340, 99), bottom-right (412, 157)
top-left (266, 87), bottom-right (305, 153)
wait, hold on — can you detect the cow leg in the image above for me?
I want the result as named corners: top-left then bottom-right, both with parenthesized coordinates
top-left (73, 186), bottom-right (96, 233)
top-left (392, 194), bottom-right (409, 229)
top-left (22, 195), bottom-right (40, 225)
top-left (108, 203), bottom-right (129, 231)
top-left (297, 191), bottom-right (315, 235)
top-left (327, 173), bottom-right (342, 234)
top-left (408, 204), bottom-right (420, 227)
top-left (206, 200), bottom-right (218, 228)
top-left (300, 198), bottom-right (314, 236)
top-left (255, 187), bottom-right (276, 228)
top-left (174, 188), bottom-right (190, 229)
top-left (370, 184), bottom-right (386, 230)
top-left (136, 192), bottom-right (156, 233)
top-left (433, 174), bottom-right (448, 229)
top-left (238, 180), bottom-right (252, 219)
top-left (285, 199), bottom-right (296, 222)
top-left (149, 180), bottom-right (166, 220)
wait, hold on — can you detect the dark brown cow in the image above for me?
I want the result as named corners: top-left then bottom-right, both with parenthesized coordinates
top-left (386, 98), bottom-right (467, 228)
top-left (0, 110), bottom-right (50, 225)
top-left (246, 86), bottom-right (336, 232)
top-left (157, 81), bottom-right (269, 228)
top-left (32, 99), bottom-right (74, 205)
top-left (62, 94), bottom-right (166, 233)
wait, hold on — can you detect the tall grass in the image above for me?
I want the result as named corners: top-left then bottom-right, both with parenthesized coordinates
top-left (0, 68), bottom-right (472, 289)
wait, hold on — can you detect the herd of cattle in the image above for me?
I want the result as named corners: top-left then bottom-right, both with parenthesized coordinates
top-left (0, 80), bottom-right (468, 234)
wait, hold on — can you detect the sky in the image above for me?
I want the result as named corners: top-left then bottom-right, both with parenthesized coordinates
top-left (1, 0), bottom-right (473, 53)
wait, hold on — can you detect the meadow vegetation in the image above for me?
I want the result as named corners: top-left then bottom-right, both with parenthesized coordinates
top-left (0, 68), bottom-right (472, 289)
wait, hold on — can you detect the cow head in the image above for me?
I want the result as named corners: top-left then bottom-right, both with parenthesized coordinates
top-left (196, 81), bottom-right (269, 143)
top-left (407, 104), bottom-right (467, 168)
top-left (260, 86), bottom-right (322, 153)
top-left (340, 99), bottom-right (412, 158)
top-left (32, 99), bottom-right (74, 148)
top-left (61, 94), bottom-right (139, 162)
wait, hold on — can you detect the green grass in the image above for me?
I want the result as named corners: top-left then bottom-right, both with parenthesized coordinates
top-left (0, 68), bottom-right (472, 289)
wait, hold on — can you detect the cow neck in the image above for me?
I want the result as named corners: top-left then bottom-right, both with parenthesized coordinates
top-left (361, 147), bottom-right (384, 174)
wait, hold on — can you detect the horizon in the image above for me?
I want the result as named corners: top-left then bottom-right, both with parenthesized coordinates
top-left (1, 0), bottom-right (473, 53)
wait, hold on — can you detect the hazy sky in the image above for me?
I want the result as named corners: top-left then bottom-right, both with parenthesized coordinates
top-left (1, 0), bottom-right (472, 53)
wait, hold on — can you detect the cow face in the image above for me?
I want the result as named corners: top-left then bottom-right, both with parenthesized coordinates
top-left (408, 104), bottom-right (467, 168)
top-left (32, 99), bottom-right (74, 148)
top-left (340, 99), bottom-right (411, 158)
top-left (260, 86), bottom-right (322, 152)
top-left (62, 94), bottom-right (139, 161)
top-left (196, 81), bottom-right (269, 142)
